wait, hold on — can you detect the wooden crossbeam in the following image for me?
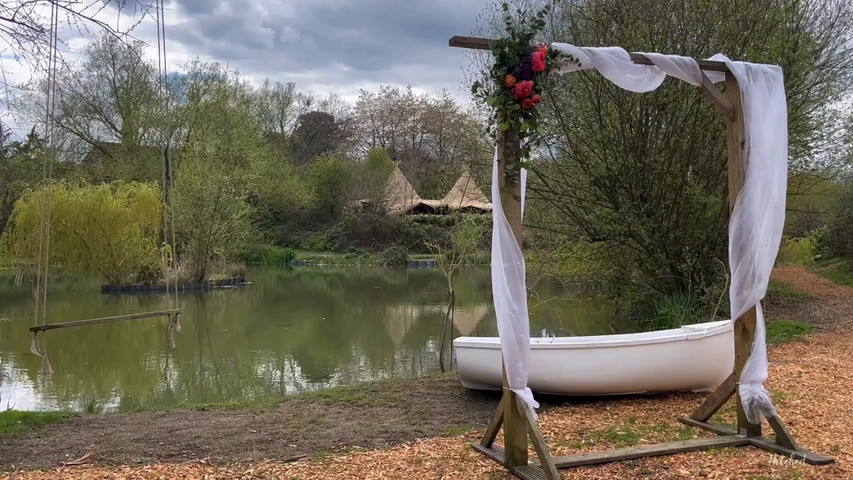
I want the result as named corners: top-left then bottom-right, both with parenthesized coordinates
top-left (29, 309), bottom-right (182, 333)
top-left (548, 435), bottom-right (748, 468)
top-left (679, 416), bottom-right (834, 465)
top-left (448, 35), bottom-right (731, 72)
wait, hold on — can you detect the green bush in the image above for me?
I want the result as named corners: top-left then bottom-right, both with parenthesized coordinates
top-left (777, 236), bottom-right (816, 266)
top-left (648, 292), bottom-right (707, 330)
top-left (244, 244), bottom-right (295, 266)
top-left (0, 182), bottom-right (162, 285)
top-left (376, 245), bottom-right (410, 267)
top-left (308, 155), bottom-right (351, 219)
top-left (826, 180), bottom-right (853, 259)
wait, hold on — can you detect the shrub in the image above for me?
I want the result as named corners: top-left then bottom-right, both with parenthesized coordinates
top-left (376, 245), bottom-right (410, 267)
top-left (244, 244), bottom-right (295, 266)
top-left (647, 292), bottom-right (706, 331)
top-left (777, 236), bottom-right (816, 266)
top-left (308, 155), bottom-right (351, 219)
top-left (826, 180), bottom-right (853, 259)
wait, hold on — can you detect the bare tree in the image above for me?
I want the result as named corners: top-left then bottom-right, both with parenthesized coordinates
top-left (1, 1), bottom-right (151, 67)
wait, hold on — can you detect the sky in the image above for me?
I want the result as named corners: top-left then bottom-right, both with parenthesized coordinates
top-left (0, 0), bottom-right (494, 140)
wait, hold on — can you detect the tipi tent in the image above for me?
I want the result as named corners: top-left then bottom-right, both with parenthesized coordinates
top-left (373, 166), bottom-right (492, 215)
top-left (384, 165), bottom-right (426, 215)
top-left (441, 170), bottom-right (492, 213)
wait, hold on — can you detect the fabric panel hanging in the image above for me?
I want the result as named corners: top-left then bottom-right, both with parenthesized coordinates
top-left (492, 43), bottom-right (786, 420)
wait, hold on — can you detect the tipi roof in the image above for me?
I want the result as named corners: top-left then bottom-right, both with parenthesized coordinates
top-left (441, 170), bottom-right (492, 212)
top-left (377, 166), bottom-right (492, 215)
top-left (384, 165), bottom-right (423, 214)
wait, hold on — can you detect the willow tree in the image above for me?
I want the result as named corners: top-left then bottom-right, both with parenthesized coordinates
top-left (1, 182), bottom-right (162, 285)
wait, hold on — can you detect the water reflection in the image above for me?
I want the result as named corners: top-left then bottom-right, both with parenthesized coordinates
top-left (0, 267), bottom-right (623, 412)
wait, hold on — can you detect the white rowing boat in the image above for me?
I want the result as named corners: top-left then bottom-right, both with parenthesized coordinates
top-left (453, 320), bottom-right (733, 395)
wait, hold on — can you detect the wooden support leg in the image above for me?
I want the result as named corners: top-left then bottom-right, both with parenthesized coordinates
top-left (474, 364), bottom-right (559, 480)
top-left (734, 308), bottom-right (761, 437)
top-left (517, 398), bottom-right (560, 480)
top-left (687, 372), bottom-right (736, 422)
top-left (480, 395), bottom-right (505, 447)
top-left (767, 415), bottom-right (798, 450)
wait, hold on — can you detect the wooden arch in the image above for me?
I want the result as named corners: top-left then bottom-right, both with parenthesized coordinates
top-left (450, 35), bottom-right (833, 480)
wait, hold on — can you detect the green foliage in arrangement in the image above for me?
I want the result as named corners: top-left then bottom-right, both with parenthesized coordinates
top-left (472, 2), bottom-right (578, 168)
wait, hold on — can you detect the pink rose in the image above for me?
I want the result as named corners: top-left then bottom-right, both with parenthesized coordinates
top-left (512, 80), bottom-right (534, 100)
top-left (531, 94), bottom-right (542, 105)
top-left (521, 98), bottom-right (534, 110)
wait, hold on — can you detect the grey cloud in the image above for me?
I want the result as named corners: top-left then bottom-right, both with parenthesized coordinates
top-left (166, 0), bottom-right (490, 93)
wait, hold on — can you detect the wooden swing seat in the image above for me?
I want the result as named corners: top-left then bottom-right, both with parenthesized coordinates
top-left (29, 309), bottom-right (182, 333)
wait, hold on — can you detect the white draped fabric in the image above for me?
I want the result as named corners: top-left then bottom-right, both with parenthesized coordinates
top-left (492, 43), bottom-right (786, 422)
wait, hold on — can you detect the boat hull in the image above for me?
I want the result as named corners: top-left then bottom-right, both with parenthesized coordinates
top-left (453, 320), bottom-right (734, 395)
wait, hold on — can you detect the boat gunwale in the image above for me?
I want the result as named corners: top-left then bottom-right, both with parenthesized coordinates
top-left (453, 320), bottom-right (732, 350)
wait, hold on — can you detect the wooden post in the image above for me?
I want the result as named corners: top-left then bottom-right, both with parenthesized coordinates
top-left (725, 71), bottom-right (761, 438)
top-left (497, 127), bottom-right (529, 467)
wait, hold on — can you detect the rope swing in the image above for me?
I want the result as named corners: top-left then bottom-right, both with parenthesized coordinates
top-left (28, 0), bottom-right (183, 366)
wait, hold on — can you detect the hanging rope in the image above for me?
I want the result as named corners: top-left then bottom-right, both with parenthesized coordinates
top-left (31, 1), bottom-right (60, 375)
top-left (156, 0), bottom-right (181, 340)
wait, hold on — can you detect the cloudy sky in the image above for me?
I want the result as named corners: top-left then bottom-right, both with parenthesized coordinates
top-left (1, 0), bottom-right (494, 139)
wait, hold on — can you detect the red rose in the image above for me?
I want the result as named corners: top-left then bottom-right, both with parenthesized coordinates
top-left (521, 98), bottom-right (534, 110)
top-left (531, 45), bottom-right (548, 72)
top-left (531, 94), bottom-right (542, 104)
top-left (531, 52), bottom-right (546, 72)
top-left (505, 74), bottom-right (517, 87)
top-left (512, 80), bottom-right (534, 100)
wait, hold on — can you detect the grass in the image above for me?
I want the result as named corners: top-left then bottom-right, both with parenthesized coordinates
top-left (291, 250), bottom-right (379, 267)
top-left (581, 417), bottom-right (697, 448)
top-left (297, 379), bottom-right (409, 408)
top-left (0, 410), bottom-right (74, 437)
top-left (815, 260), bottom-right (853, 287)
top-left (766, 280), bottom-right (813, 301)
top-left (442, 426), bottom-right (474, 436)
top-left (649, 292), bottom-right (706, 330)
top-left (127, 373), bottom-right (454, 413)
top-left (766, 319), bottom-right (812, 344)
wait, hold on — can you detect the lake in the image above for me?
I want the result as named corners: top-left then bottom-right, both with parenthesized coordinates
top-left (0, 266), bottom-right (624, 412)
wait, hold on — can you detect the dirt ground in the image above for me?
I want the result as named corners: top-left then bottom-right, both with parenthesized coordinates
top-left (2, 265), bottom-right (852, 479)
top-left (0, 375), bottom-right (505, 470)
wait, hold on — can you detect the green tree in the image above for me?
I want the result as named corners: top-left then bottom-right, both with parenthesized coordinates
top-left (0, 128), bottom-right (48, 239)
top-left (352, 147), bottom-right (395, 213)
top-left (490, 0), bottom-right (853, 300)
top-left (25, 33), bottom-right (164, 183)
top-left (171, 61), bottom-right (260, 282)
top-left (308, 155), bottom-right (351, 219)
top-left (0, 182), bottom-right (161, 285)
top-left (826, 178), bottom-right (853, 258)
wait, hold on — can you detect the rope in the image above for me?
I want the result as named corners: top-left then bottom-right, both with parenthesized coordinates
top-left (156, 0), bottom-right (181, 336)
top-left (32, 1), bottom-right (60, 375)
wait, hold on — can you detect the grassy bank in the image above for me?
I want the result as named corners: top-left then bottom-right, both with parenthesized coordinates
top-left (815, 259), bottom-right (853, 287)
top-left (0, 411), bottom-right (74, 438)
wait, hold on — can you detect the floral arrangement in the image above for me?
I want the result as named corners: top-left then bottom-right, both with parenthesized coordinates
top-left (472, 2), bottom-right (579, 168)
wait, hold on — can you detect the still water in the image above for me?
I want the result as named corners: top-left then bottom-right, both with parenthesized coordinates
top-left (0, 266), bottom-right (622, 412)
